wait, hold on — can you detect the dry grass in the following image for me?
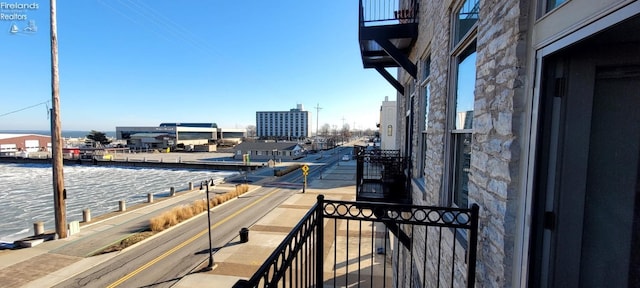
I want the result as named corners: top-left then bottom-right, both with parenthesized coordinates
top-left (149, 184), bottom-right (250, 232)
top-left (96, 231), bottom-right (155, 255)
top-left (96, 184), bottom-right (252, 255)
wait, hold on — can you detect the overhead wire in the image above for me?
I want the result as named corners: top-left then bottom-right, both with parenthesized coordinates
top-left (96, 0), bottom-right (175, 43)
top-left (0, 100), bottom-right (51, 118)
top-left (123, 0), bottom-right (218, 58)
top-left (97, 0), bottom-right (219, 60)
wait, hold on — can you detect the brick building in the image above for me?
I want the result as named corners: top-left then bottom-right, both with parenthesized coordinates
top-left (358, 0), bottom-right (639, 287)
top-left (0, 134), bottom-right (51, 155)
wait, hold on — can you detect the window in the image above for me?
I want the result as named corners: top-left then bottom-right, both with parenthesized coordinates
top-left (420, 57), bottom-right (431, 184)
top-left (405, 82), bottom-right (415, 174)
top-left (454, 0), bottom-right (479, 45)
top-left (387, 125), bottom-right (393, 136)
top-left (450, 43), bottom-right (476, 208)
top-left (544, 0), bottom-right (566, 13)
top-left (447, 0), bottom-right (478, 208)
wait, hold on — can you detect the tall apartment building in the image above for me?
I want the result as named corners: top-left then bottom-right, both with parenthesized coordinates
top-left (256, 104), bottom-right (311, 140)
top-left (356, 0), bottom-right (640, 287)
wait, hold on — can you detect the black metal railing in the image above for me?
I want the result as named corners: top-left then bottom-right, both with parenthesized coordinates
top-left (234, 195), bottom-right (480, 288)
top-left (233, 201), bottom-right (322, 288)
top-left (359, 0), bottom-right (419, 26)
top-left (355, 148), bottom-right (409, 203)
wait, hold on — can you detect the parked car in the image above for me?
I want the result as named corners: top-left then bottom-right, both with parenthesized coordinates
top-left (341, 154), bottom-right (350, 161)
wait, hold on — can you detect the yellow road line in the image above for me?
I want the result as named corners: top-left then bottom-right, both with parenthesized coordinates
top-left (107, 188), bottom-right (281, 288)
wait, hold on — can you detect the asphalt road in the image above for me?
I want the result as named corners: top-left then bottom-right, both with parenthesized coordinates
top-left (53, 147), bottom-right (350, 288)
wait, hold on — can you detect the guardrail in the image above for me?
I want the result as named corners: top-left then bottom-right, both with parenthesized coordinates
top-left (234, 195), bottom-right (479, 288)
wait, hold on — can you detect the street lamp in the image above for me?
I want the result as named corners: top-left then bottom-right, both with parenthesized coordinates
top-left (203, 181), bottom-right (214, 271)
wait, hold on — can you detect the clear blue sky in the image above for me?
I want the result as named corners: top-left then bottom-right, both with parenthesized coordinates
top-left (1, 1), bottom-right (397, 133)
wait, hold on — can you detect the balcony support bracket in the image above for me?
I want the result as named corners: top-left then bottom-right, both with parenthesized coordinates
top-left (374, 38), bottom-right (417, 79)
top-left (375, 66), bottom-right (405, 95)
top-left (382, 220), bottom-right (412, 251)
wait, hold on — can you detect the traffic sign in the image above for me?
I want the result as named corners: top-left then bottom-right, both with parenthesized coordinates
top-left (301, 165), bottom-right (309, 173)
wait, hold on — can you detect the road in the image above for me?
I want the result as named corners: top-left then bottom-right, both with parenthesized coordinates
top-left (54, 147), bottom-right (350, 288)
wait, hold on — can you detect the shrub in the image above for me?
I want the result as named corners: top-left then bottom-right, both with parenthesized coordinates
top-left (274, 164), bottom-right (302, 177)
top-left (192, 200), bottom-right (206, 214)
top-left (164, 211), bottom-right (178, 227)
top-left (175, 205), bottom-right (193, 221)
top-left (149, 184), bottom-right (253, 232)
top-left (150, 217), bottom-right (165, 232)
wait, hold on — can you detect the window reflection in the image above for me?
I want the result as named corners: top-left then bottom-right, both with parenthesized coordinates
top-left (455, 45), bottom-right (476, 130)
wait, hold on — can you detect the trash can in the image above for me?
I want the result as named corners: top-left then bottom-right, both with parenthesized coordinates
top-left (239, 227), bottom-right (249, 243)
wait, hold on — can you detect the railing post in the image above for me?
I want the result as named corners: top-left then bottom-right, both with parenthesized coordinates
top-left (467, 204), bottom-right (480, 288)
top-left (316, 195), bottom-right (324, 286)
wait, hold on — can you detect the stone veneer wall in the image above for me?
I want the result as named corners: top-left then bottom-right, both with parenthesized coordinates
top-left (393, 0), bottom-right (530, 287)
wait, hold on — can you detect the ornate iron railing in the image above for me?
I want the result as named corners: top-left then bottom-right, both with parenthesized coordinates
top-left (234, 196), bottom-right (479, 288)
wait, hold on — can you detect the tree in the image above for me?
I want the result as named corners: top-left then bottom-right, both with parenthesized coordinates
top-left (246, 125), bottom-right (256, 138)
top-left (86, 130), bottom-right (111, 146)
top-left (320, 123), bottom-right (331, 136)
top-left (341, 124), bottom-right (351, 138)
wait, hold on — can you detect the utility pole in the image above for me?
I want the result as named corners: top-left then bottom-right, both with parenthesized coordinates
top-left (314, 103), bottom-right (322, 137)
top-left (341, 117), bottom-right (346, 145)
top-left (50, 0), bottom-right (66, 238)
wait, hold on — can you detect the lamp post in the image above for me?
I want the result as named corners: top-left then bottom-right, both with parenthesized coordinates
top-left (203, 181), bottom-right (214, 271)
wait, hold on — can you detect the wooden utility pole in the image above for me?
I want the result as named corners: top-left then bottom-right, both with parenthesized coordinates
top-left (50, 0), bottom-right (66, 238)
top-left (314, 103), bottom-right (322, 137)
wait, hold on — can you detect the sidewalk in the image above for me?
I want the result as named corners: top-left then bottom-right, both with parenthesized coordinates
top-left (0, 151), bottom-right (372, 287)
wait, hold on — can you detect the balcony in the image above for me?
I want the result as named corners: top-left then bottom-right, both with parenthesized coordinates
top-left (359, 0), bottom-right (419, 94)
top-left (355, 147), bottom-right (410, 204)
top-left (233, 196), bottom-right (479, 287)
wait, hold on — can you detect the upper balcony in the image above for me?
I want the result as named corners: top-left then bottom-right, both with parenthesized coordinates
top-left (355, 146), bottom-right (410, 204)
top-left (359, 0), bottom-right (419, 93)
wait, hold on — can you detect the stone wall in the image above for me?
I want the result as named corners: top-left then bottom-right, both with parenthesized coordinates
top-left (395, 0), bottom-right (531, 287)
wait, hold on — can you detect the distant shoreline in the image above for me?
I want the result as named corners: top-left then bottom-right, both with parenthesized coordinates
top-left (0, 130), bottom-right (116, 138)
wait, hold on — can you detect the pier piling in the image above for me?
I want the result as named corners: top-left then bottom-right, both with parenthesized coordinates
top-left (34, 221), bottom-right (44, 236)
top-left (83, 208), bottom-right (91, 222)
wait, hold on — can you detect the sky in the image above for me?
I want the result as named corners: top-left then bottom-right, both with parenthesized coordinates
top-left (1, 1), bottom-right (397, 133)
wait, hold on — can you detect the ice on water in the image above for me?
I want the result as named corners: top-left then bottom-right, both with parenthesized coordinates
top-left (0, 163), bottom-right (237, 243)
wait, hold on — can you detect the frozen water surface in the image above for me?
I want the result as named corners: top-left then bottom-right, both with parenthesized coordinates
top-left (0, 163), bottom-right (237, 243)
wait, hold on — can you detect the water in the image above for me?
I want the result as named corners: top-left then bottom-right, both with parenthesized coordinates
top-left (0, 163), bottom-right (237, 243)
top-left (0, 130), bottom-right (116, 138)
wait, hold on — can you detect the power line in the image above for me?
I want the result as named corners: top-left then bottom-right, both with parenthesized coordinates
top-left (0, 100), bottom-right (50, 118)
top-left (97, 0), bottom-right (219, 59)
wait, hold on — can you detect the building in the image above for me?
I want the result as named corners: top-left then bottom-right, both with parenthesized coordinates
top-left (356, 0), bottom-right (640, 287)
top-left (256, 104), bottom-right (311, 140)
top-left (379, 96), bottom-right (397, 150)
top-left (116, 123), bottom-right (217, 151)
top-left (216, 128), bottom-right (247, 146)
top-left (116, 123), bottom-right (247, 151)
top-left (233, 141), bottom-right (305, 161)
top-left (0, 134), bottom-right (51, 156)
